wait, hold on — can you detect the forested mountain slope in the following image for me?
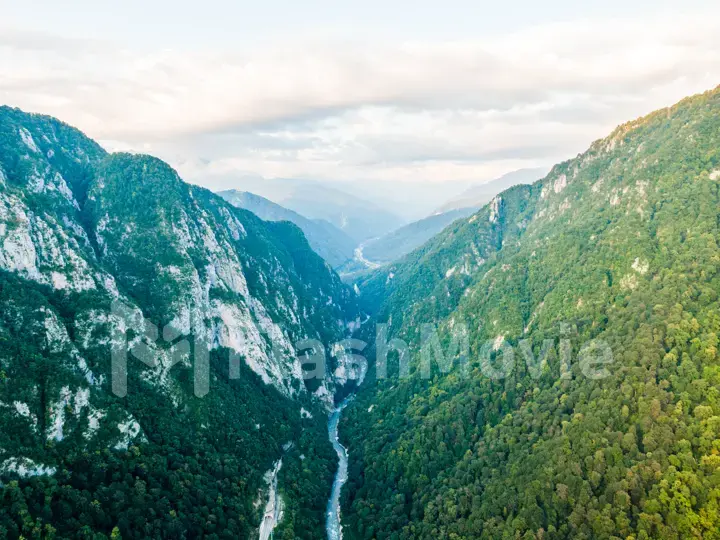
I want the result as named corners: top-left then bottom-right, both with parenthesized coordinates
top-left (0, 106), bottom-right (362, 538)
top-left (360, 207), bottom-right (477, 265)
top-left (354, 183), bottom-right (537, 338)
top-left (219, 190), bottom-right (356, 269)
top-left (343, 86), bottom-right (720, 539)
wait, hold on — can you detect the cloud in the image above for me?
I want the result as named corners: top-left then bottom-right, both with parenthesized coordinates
top-left (1, 11), bottom-right (720, 189)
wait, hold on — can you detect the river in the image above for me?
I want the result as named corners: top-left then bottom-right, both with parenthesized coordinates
top-left (258, 459), bottom-right (283, 540)
top-left (353, 240), bottom-right (382, 270)
top-left (326, 398), bottom-right (352, 540)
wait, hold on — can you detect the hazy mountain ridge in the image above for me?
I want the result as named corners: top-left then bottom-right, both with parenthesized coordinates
top-left (353, 168), bottom-right (548, 267)
top-left (216, 177), bottom-right (404, 243)
top-left (218, 189), bottom-right (356, 269)
top-left (436, 167), bottom-right (548, 213)
top-left (360, 207), bottom-right (478, 265)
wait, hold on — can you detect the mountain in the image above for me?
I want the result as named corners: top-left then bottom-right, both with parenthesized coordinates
top-left (360, 207), bottom-right (477, 265)
top-left (4, 84), bottom-right (720, 540)
top-left (217, 178), bottom-right (404, 243)
top-left (436, 167), bottom-right (548, 213)
top-left (0, 106), bottom-right (367, 538)
top-left (320, 179), bottom-right (476, 222)
top-left (342, 86), bottom-right (720, 538)
top-left (218, 190), bottom-right (356, 269)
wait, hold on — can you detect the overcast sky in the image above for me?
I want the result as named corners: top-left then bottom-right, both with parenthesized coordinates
top-left (2, 0), bottom-right (720, 195)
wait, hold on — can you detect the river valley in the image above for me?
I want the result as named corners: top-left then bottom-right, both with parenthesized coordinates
top-left (326, 399), bottom-right (351, 540)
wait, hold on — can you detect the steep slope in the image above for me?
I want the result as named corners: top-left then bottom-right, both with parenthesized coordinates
top-left (436, 167), bottom-right (547, 213)
top-left (0, 106), bottom-right (364, 539)
top-left (354, 183), bottom-right (537, 337)
top-left (360, 207), bottom-right (478, 265)
top-left (217, 179), bottom-right (404, 243)
top-left (342, 86), bottom-right (720, 539)
top-left (219, 190), bottom-right (356, 269)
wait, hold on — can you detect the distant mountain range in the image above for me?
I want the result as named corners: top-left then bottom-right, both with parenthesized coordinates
top-left (355, 169), bottom-right (547, 266)
top-left (218, 188), bottom-right (467, 275)
top-left (436, 168), bottom-right (548, 213)
top-left (217, 178), bottom-right (404, 243)
top-left (360, 207), bottom-right (477, 264)
top-left (218, 170), bottom-right (549, 271)
top-left (219, 190), bottom-right (356, 269)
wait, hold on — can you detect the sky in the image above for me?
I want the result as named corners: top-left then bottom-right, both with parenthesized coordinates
top-left (2, 0), bottom-right (720, 210)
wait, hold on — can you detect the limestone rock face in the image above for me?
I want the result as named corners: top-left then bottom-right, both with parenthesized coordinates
top-left (0, 106), bottom-right (366, 538)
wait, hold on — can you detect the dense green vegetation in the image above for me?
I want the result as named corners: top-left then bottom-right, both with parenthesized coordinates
top-left (342, 86), bottom-right (720, 539)
top-left (0, 106), bottom-right (360, 539)
top-left (3, 84), bottom-right (720, 540)
top-left (0, 270), bottom-right (336, 538)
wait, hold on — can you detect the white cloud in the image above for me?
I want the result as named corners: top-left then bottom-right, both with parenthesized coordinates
top-left (1, 11), bottom-right (719, 188)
